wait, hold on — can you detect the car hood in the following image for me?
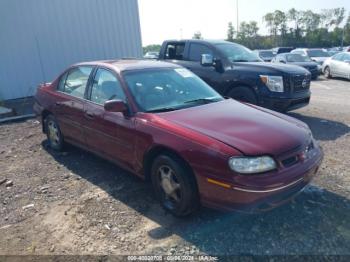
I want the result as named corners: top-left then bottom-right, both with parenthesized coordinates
top-left (156, 99), bottom-right (309, 156)
top-left (233, 61), bottom-right (310, 75)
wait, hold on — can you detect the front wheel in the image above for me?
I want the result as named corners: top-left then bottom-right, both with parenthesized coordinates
top-left (45, 115), bottom-right (64, 151)
top-left (228, 86), bottom-right (257, 105)
top-left (151, 154), bottom-right (199, 216)
top-left (324, 66), bottom-right (332, 79)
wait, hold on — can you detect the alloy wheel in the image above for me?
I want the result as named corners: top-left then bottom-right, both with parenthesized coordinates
top-left (157, 165), bottom-right (182, 210)
top-left (47, 120), bottom-right (60, 147)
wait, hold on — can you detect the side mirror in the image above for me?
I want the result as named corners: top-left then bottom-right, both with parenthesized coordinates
top-left (104, 99), bottom-right (128, 114)
top-left (280, 60), bottom-right (286, 64)
top-left (344, 60), bottom-right (350, 64)
top-left (201, 54), bottom-right (214, 66)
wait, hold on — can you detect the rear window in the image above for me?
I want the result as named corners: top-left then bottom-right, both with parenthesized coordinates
top-left (307, 50), bottom-right (330, 57)
top-left (259, 51), bottom-right (274, 57)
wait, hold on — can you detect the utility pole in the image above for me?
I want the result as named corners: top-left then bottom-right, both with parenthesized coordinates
top-left (236, 0), bottom-right (239, 34)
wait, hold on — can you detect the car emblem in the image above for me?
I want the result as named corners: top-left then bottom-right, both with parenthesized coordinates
top-left (302, 79), bottom-right (307, 88)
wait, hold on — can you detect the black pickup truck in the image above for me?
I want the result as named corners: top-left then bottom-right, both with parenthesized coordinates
top-left (158, 40), bottom-right (311, 112)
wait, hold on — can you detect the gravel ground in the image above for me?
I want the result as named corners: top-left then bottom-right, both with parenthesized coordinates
top-left (0, 76), bottom-right (349, 256)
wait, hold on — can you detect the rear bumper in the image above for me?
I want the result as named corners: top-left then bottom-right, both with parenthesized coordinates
top-left (198, 147), bottom-right (323, 213)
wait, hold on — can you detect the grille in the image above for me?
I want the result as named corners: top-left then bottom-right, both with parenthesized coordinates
top-left (281, 156), bottom-right (299, 167)
top-left (291, 74), bottom-right (311, 93)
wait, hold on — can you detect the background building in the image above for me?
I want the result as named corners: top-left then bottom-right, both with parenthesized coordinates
top-left (0, 0), bottom-right (142, 101)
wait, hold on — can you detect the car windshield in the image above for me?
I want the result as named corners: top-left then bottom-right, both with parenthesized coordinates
top-left (216, 43), bottom-right (262, 62)
top-left (259, 51), bottom-right (274, 57)
top-left (307, 49), bottom-right (330, 57)
top-left (286, 54), bottom-right (312, 62)
top-left (123, 68), bottom-right (223, 112)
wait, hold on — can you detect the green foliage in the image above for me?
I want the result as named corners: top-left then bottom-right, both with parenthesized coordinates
top-left (143, 44), bottom-right (161, 55)
top-left (192, 31), bottom-right (203, 39)
top-left (226, 22), bottom-right (235, 41)
top-left (228, 7), bottom-right (349, 49)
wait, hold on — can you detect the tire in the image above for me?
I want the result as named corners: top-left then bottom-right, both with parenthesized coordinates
top-left (151, 154), bottom-right (199, 216)
top-left (44, 115), bottom-right (64, 151)
top-left (324, 66), bottom-right (332, 79)
top-left (227, 86), bottom-right (257, 105)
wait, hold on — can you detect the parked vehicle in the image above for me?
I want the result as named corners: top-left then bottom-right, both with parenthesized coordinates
top-left (33, 60), bottom-right (323, 216)
top-left (272, 47), bottom-right (294, 54)
top-left (328, 50), bottom-right (341, 56)
top-left (253, 49), bottom-right (275, 62)
top-left (343, 46), bottom-right (350, 52)
top-left (323, 52), bottom-right (350, 80)
top-left (271, 53), bottom-right (320, 80)
top-left (143, 51), bottom-right (159, 59)
top-left (158, 39), bottom-right (312, 112)
top-left (291, 48), bottom-right (330, 66)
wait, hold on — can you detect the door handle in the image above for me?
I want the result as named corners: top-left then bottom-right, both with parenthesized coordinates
top-left (84, 111), bottom-right (95, 119)
top-left (55, 102), bottom-right (62, 106)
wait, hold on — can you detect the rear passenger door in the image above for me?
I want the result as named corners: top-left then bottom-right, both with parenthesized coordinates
top-left (55, 66), bottom-right (93, 146)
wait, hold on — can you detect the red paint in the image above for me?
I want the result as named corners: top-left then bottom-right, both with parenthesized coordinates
top-left (34, 60), bottom-right (323, 212)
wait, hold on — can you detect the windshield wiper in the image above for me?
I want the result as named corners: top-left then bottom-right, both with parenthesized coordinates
top-left (183, 97), bottom-right (220, 104)
top-left (146, 107), bottom-right (178, 113)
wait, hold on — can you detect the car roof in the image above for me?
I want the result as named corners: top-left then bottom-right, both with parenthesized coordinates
top-left (74, 59), bottom-right (180, 72)
top-left (164, 39), bottom-right (237, 45)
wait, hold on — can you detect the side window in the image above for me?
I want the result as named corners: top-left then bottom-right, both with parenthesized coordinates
top-left (90, 68), bottom-right (126, 104)
top-left (61, 66), bottom-right (93, 98)
top-left (188, 43), bottom-right (213, 62)
top-left (333, 53), bottom-right (344, 61)
top-left (165, 43), bottom-right (185, 60)
top-left (340, 54), bottom-right (350, 61)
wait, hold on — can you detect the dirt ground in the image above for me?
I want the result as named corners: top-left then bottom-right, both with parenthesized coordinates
top-left (0, 76), bottom-right (350, 256)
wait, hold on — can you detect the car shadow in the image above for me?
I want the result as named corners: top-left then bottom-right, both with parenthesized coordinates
top-left (288, 113), bottom-right (350, 141)
top-left (42, 142), bottom-right (350, 255)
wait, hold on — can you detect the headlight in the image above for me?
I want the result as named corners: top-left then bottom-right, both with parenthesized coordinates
top-left (259, 75), bottom-right (284, 92)
top-left (228, 156), bottom-right (277, 174)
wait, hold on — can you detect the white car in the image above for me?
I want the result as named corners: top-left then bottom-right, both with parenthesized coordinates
top-left (291, 48), bottom-right (331, 66)
top-left (322, 52), bottom-right (350, 80)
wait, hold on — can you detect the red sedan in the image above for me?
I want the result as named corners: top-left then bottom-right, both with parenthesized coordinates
top-left (34, 60), bottom-right (323, 216)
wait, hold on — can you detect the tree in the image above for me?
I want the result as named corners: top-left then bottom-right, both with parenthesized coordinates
top-left (333, 7), bottom-right (346, 28)
top-left (227, 22), bottom-right (235, 41)
top-left (143, 44), bottom-right (161, 55)
top-left (287, 8), bottom-right (303, 39)
top-left (192, 31), bottom-right (202, 39)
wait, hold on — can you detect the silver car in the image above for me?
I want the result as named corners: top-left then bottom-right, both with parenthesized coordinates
top-left (323, 52), bottom-right (350, 80)
top-left (291, 48), bottom-right (331, 66)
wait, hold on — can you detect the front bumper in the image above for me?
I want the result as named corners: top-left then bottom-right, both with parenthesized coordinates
top-left (197, 146), bottom-right (323, 213)
top-left (260, 95), bottom-right (310, 112)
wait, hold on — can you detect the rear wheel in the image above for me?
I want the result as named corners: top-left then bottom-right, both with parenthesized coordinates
top-left (228, 86), bottom-right (257, 105)
top-left (45, 115), bottom-right (64, 151)
top-left (324, 66), bottom-right (332, 79)
top-left (151, 154), bottom-right (199, 216)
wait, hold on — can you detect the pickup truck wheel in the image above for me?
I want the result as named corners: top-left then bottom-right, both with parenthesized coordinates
top-left (45, 115), bottom-right (64, 151)
top-left (151, 154), bottom-right (199, 217)
top-left (228, 86), bottom-right (257, 105)
top-left (324, 66), bottom-right (332, 79)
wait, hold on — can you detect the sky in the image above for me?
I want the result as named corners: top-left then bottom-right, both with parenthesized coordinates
top-left (138, 0), bottom-right (350, 46)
